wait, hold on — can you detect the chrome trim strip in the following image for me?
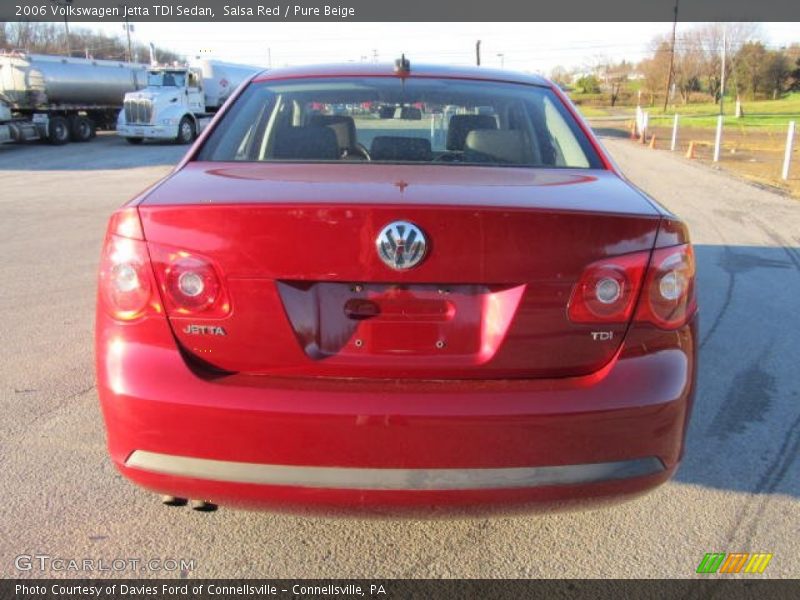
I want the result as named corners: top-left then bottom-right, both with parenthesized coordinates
top-left (126, 451), bottom-right (664, 491)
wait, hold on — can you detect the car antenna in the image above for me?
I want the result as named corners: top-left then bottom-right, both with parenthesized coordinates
top-left (394, 54), bottom-right (411, 75)
top-left (395, 54), bottom-right (410, 95)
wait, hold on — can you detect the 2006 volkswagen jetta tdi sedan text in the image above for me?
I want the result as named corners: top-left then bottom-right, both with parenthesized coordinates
top-left (96, 61), bottom-right (697, 514)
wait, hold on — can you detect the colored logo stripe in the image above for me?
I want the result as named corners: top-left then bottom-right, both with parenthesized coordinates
top-left (696, 553), bottom-right (773, 574)
top-left (744, 553), bottom-right (773, 574)
top-left (697, 553), bottom-right (726, 574)
top-left (719, 553), bottom-right (749, 573)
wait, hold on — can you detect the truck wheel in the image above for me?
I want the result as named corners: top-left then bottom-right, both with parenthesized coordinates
top-left (126, 137), bottom-right (144, 145)
top-left (69, 116), bottom-right (94, 142)
top-left (176, 116), bottom-right (195, 144)
top-left (47, 116), bottom-right (70, 145)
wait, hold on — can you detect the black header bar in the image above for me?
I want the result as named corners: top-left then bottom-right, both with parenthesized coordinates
top-left (3, 0), bottom-right (798, 22)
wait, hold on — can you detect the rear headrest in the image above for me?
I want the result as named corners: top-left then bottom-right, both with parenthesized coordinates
top-left (446, 114), bottom-right (498, 151)
top-left (272, 126), bottom-right (339, 160)
top-left (308, 114), bottom-right (357, 151)
top-left (370, 136), bottom-right (432, 162)
top-left (463, 130), bottom-right (532, 164)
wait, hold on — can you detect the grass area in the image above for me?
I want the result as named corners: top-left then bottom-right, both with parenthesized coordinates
top-left (575, 105), bottom-right (610, 118)
top-left (646, 114), bottom-right (795, 131)
top-left (614, 92), bottom-right (800, 131)
top-left (659, 92), bottom-right (800, 116)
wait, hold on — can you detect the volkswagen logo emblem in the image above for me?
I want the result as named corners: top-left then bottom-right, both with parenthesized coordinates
top-left (376, 221), bottom-right (428, 270)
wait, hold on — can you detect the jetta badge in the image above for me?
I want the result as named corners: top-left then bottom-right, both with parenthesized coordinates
top-left (376, 221), bottom-right (428, 270)
top-left (183, 324), bottom-right (226, 336)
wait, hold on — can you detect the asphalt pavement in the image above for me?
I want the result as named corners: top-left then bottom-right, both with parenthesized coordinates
top-left (0, 132), bottom-right (797, 578)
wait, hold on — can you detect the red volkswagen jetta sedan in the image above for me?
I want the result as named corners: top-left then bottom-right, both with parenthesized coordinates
top-left (96, 62), bottom-right (697, 513)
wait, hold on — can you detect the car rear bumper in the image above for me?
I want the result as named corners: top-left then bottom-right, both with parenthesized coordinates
top-left (96, 314), bottom-right (697, 514)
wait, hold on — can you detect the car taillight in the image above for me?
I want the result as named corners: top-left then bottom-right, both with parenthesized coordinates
top-left (568, 242), bottom-right (697, 330)
top-left (98, 207), bottom-right (159, 321)
top-left (634, 244), bottom-right (696, 329)
top-left (567, 250), bottom-right (649, 323)
top-left (98, 207), bottom-right (232, 321)
top-left (148, 245), bottom-right (231, 318)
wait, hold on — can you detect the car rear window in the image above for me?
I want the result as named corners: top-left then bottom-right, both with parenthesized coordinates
top-left (196, 77), bottom-right (603, 169)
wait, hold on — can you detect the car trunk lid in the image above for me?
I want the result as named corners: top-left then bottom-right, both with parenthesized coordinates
top-left (139, 162), bottom-right (661, 379)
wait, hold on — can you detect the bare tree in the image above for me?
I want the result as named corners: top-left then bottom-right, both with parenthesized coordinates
top-left (667, 27), bottom-right (705, 104)
top-left (549, 65), bottom-right (571, 89)
top-left (0, 22), bottom-right (181, 63)
top-left (638, 38), bottom-right (672, 106)
top-left (688, 23), bottom-right (762, 103)
top-left (639, 23), bottom-right (764, 104)
top-left (598, 60), bottom-right (632, 107)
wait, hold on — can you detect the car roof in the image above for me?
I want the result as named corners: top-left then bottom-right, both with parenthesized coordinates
top-left (251, 63), bottom-right (551, 87)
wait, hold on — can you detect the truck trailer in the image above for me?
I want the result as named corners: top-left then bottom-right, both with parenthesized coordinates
top-left (117, 58), bottom-right (263, 144)
top-left (0, 51), bottom-right (147, 145)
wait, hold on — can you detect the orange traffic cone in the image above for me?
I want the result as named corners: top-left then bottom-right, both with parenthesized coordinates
top-left (649, 135), bottom-right (657, 149)
top-left (685, 141), bottom-right (695, 159)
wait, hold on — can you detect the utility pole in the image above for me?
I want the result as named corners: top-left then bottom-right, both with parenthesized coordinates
top-left (123, 18), bottom-right (133, 63)
top-left (51, 0), bottom-right (74, 56)
top-left (64, 15), bottom-right (71, 57)
top-left (475, 40), bottom-right (481, 66)
top-left (497, 53), bottom-right (504, 69)
top-left (719, 25), bottom-right (727, 115)
top-left (662, 0), bottom-right (679, 111)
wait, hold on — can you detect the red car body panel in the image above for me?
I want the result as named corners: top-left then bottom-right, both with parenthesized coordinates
top-left (96, 63), bottom-right (698, 514)
top-left (97, 310), bottom-right (696, 513)
top-left (137, 165), bottom-right (661, 379)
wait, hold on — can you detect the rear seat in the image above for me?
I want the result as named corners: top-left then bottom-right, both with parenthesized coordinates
top-left (370, 136), bottom-right (433, 162)
top-left (271, 126), bottom-right (340, 160)
top-left (463, 130), bottom-right (533, 164)
top-left (308, 115), bottom-right (357, 153)
top-left (446, 114), bottom-right (498, 151)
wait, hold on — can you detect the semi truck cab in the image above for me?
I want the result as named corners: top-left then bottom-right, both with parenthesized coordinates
top-left (150, 68), bottom-right (206, 113)
top-left (117, 66), bottom-right (208, 144)
top-left (117, 59), bottom-right (263, 145)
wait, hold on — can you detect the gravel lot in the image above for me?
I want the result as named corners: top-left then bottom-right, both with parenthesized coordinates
top-left (0, 132), bottom-right (798, 578)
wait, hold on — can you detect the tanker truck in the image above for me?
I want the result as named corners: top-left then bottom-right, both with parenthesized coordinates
top-left (0, 51), bottom-right (147, 145)
top-left (117, 58), bottom-right (264, 144)
top-left (0, 97), bottom-right (39, 144)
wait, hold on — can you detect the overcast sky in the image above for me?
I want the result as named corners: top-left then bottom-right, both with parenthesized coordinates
top-left (89, 22), bottom-right (799, 73)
